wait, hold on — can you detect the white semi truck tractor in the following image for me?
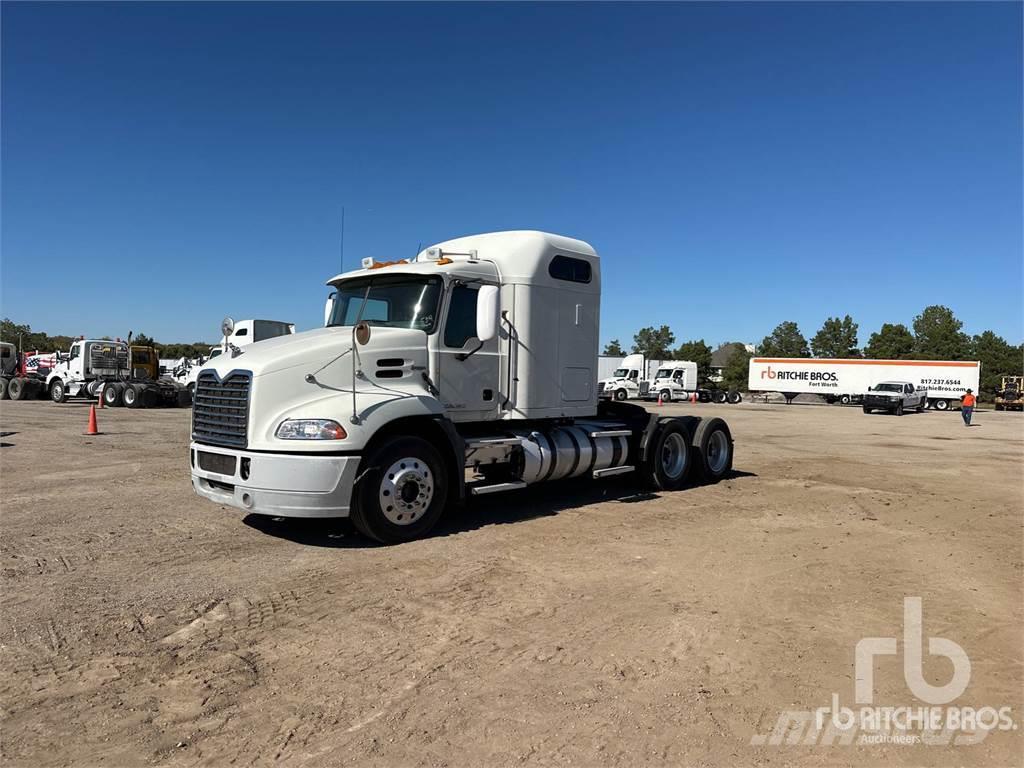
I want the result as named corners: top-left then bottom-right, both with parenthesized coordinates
top-left (189, 231), bottom-right (735, 543)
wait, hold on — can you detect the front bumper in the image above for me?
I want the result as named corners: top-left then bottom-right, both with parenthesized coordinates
top-left (863, 396), bottom-right (900, 411)
top-left (190, 441), bottom-right (361, 518)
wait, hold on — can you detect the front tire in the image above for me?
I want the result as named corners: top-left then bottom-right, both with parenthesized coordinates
top-left (49, 379), bottom-right (67, 403)
top-left (350, 436), bottom-right (449, 544)
top-left (614, 388), bottom-right (628, 402)
top-left (895, 402), bottom-right (904, 416)
top-left (660, 389), bottom-right (672, 403)
top-left (692, 417), bottom-right (733, 483)
top-left (863, 405), bottom-right (871, 414)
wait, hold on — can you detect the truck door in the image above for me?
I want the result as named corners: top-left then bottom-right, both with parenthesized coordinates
top-left (437, 283), bottom-right (500, 420)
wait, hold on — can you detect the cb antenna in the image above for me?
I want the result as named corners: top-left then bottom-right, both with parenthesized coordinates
top-left (340, 205), bottom-right (346, 273)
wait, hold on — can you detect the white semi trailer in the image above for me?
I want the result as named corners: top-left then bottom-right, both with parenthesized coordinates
top-left (189, 231), bottom-right (736, 543)
top-left (748, 357), bottom-right (981, 411)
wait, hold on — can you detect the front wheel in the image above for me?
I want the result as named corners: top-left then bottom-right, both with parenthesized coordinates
top-left (614, 388), bottom-right (628, 402)
top-left (692, 417), bottom-right (733, 483)
top-left (895, 402), bottom-right (904, 416)
top-left (350, 436), bottom-right (449, 544)
top-left (660, 389), bottom-right (672, 403)
top-left (49, 379), bottom-right (67, 403)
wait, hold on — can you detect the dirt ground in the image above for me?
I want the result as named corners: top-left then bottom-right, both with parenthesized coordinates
top-left (1, 399), bottom-right (1021, 767)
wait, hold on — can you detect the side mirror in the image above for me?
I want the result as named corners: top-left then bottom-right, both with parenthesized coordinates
top-left (324, 291), bottom-right (337, 326)
top-left (476, 285), bottom-right (499, 342)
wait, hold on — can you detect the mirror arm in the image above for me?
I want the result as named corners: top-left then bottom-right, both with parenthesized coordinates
top-left (456, 340), bottom-right (483, 362)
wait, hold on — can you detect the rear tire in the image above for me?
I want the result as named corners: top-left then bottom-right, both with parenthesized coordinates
top-left (103, 384), bottom-right (123, 407)
top-left (691, 417), bottom-right (733, 483)
top-left (10, 378), bottom-right (29, 401)
top-left (713, 390), bottom-right (727, 404)
top-left (49, 379), bottom-right (67, 403)
top-left (123, 384), bottom-right (140, 408)
top-left (933, 399), bottom-right (949, 411)
top-left (350, 436), bottom-right (448, 544)
top-left (727, 390), bottom-right (742, 404)
top-left (643, 420), bottom-right (693, 491)
top-left (840, 394), bottom-right (851, 405)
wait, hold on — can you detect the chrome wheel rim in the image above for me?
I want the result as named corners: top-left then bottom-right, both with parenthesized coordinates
top-left (707, 430), bottom-right (729, 474)
top-left (660, 432), bottom-right (687, 479)
top-left (379, 457), bottom-right (432, 525)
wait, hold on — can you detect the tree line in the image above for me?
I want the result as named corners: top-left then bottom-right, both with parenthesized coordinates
top-left (604, 305), bottom-right (1022, 398)
top-left (0, 318), bottom-right (214, 361)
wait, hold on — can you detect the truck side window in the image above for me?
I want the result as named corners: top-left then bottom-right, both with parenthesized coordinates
top-left (69, 344), bottom-right (80, 361)
top-left (548, 255), bottom-right (592, 283)
top-left (444, 286), bottom-right (478, 348)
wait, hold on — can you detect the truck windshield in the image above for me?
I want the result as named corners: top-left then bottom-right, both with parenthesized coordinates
top-left (328, 275), bottom-right (443, 332)
top-left (654, 369), bottom-right (672, 379)
top-left (874, 383), bottom-right (903, 393)
top-left (613, 368), bottom-right (630, 377)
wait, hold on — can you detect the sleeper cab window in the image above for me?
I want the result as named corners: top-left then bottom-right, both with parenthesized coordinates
top-left (548, 255), bottom-right (592, 283)
top-left (444, 285), bottom-right (478, 348)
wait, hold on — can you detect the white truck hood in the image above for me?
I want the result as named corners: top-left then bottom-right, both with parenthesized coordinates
top-left (201, 326), bottom-right (352, 379)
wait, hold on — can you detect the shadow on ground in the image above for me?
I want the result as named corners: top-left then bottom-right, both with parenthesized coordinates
top-left (244, 468), bottom-right (758, 549)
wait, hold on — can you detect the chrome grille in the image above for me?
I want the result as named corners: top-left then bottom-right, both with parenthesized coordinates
top-left (192, 371), bottom-right (251, 448)
top-left (596, 381), bottom-right (605, 396)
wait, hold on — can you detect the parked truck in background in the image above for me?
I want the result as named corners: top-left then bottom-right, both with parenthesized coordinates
top-left (861, 381), bottom-right (929, 415)
top-left (994, 376), bottom-right (1023, 411)
top-left (189, 231), bottom-right (736, 543)
top-left (597, 353), bottom-right (669, 401)
top-left (748, 357), bottom-right (981, 411)
top-left (173, 318), bottom-right (295, 394)
top-left (44, 337), bottom-right (190, 407)
top-left (0, 342), bottom-right (49, 400)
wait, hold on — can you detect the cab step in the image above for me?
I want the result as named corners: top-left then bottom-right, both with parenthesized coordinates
top-left (592, 465), bottom-right (635, 478)
top-left (470, 482), bottom-right (528, 496)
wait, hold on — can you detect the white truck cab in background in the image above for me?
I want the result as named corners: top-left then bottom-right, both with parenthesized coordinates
top-left (597, 353), bottom-right (670, 401)
top-left (650, 361), bottom-right (699, 402)
top-left (175, 319), bottom-right (295, 392)
top-left (189, 230), bottom-right (736, 544)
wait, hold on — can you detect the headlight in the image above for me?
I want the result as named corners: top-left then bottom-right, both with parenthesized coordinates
top-left (275, 419), bottom-right (347, 440)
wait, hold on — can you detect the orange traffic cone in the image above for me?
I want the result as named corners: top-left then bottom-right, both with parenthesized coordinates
top-left (84, 405), bottom-right (100, 435)
top-left (657, 392), bottom-right (663, 406)
top-left (691, 391), bottom-right (698, 404)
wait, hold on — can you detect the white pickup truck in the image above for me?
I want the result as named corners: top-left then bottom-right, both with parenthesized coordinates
top-left (861, 381), bottom-right (928, 415)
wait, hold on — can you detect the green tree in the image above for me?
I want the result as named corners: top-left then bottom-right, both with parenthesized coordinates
top-left (810, 315), bottom-right (860, 358)
top-left (633, 325), bottom-right (675, 359)
top-left (602, 339), bottom-right (624, 356)
top-left (758, 321), bottom-right (809, 357)
top-left (132, 332), bottom-right (156, 347)
top-left (674, 339), bottom-right (713, 384)
top-left (863, 323), bottom-right (915, 359)
top-left (721, 346), bottom-right (752, 391)
top-left (972, 331), bottom-right (1023, 399)
top-left (913, 305), bottom-right (970, 360)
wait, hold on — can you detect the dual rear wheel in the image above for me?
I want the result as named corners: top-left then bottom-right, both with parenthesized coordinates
top-left (644, 416), bottom-right (733, 491)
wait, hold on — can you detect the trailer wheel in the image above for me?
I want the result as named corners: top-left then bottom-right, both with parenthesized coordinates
top-left (614, 388), bottom-right (628, 402)
top-left (103, 383), bottom-right (123, 407)
top-left (0, 378), bottom-right (8, 400)
top-left (123, 385), bottom-right (141, 408)
top-left (49, 379), bottom-right (67, 403)
top-left (713, 390), bottom-right (727, 404)
top-left (933, 399), bottom-right (949, 411)
top-left (840, 394), bottom-right (851, 405)
top-left (691, 417), bottom-right (733, 483)
top-left (727, 390), bottom-right (742, 404)
top-left (350, 436), bottom-right (448, 544)
top-left (643, 420), bottom-right (693, 491)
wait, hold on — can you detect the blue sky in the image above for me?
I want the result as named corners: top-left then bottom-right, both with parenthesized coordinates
top-left (2, 1), bottom-right (1021, 349)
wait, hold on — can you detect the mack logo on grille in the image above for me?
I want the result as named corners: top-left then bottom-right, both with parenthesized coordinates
top-left (192, 370), bottom-right (252, 448)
